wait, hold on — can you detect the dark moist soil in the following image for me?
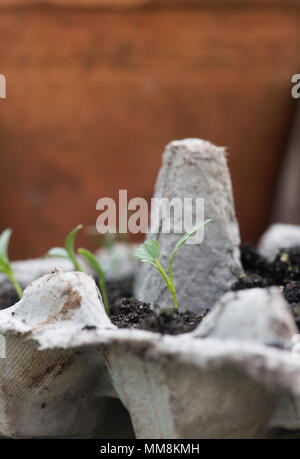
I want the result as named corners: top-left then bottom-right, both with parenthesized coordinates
top-left (232, 243), bottom-right (300, 330)
top-left (105, 277), bottom-right (134, 306)
top-left (0, 288), bottom-right (20, 311)
top-left (0, 275), bottom-right (207, 335)
top-left (110, 297), bottom-right (208, 336)
top-left (99, 276), bottom-right (207, 335)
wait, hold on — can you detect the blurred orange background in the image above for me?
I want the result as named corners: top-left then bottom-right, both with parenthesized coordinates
top-left (0, 0), bottom-right (299, 259)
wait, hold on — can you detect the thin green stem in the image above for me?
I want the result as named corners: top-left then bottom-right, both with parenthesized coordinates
top-left (169, 250), bottom-right (179, 311)
top-left (70, 254), bottom-right (83, 272)
top-left (155, 258), bottom-right (171, 287)
top-left (155, 258), bottom-right (178, 311)
top-left (169, 250), bottom-right (176, 290)
top-left (7, 269), bottom-right (23, 299)
top-left (77, 248), bottom-right (110, 315)
top-left (98, 274), bottom-right (110, 315)
top-left (169, 284), bottom-right (179, 311)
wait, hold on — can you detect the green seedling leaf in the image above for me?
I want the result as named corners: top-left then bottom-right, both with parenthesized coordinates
top-left (0, 258), bottom-right (7, 271)
top-left (78, 248), bottom-right (110, 315)
top-left (65, 224), bottom-right (83, 258)
top-left (45, 226), bottom-right (110, 316)
top-left (45, 225), bottom-right (83, 271)
top-left (169, 219), bottom-right (212, 288)
top-left (78, 248), bottom-right (102, 274)
top-left (0, 228), bottom-right (11, 264)
top-left (171, 219), bottom-right (212, 259)
top-left (134, 219), bottom-right (212, 312)
top-left (135, 239), bottom-right (160, 265)
top-left (65, 225), bottom-right (83, 271)
top-left (0, 228), bottom-right (22, 299)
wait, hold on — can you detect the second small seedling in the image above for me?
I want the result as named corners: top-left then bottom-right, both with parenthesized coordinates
top-left (135, 219), bottom-right (211, 311)
top-left (0, 228), bottom-right (23, 299)
top-left (45, 225), bottom-right (109, 314)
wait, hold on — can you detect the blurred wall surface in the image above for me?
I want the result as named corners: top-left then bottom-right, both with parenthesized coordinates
top-left (0, 0), bottom-right (299, 259)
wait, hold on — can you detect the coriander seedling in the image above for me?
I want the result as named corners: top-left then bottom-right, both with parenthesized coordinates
top-left (0, 228), bottom-right (23, 299)
top-left (135, 219), bottom-right (211, 311)
top-left (45, 225), bottom-right (110, 315)
top-left (78, 248), bottom-right (109, 315)
top-left (44, 224), bottom-right (83, 271)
